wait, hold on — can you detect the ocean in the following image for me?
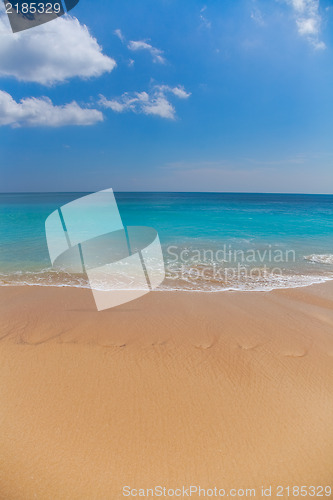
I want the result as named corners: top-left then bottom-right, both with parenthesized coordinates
top-left (1, 192), bottom-right (333, 292)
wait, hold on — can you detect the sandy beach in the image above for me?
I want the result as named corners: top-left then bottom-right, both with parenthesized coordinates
top-left (0, 283), bottom-right (332, 499)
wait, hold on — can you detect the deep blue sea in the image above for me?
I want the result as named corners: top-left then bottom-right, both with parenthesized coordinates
top-left (1, 192), bottom-right (333, 291)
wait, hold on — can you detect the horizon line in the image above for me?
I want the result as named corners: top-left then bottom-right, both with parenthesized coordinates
top-left (1, 191), bottom-right (333, 196)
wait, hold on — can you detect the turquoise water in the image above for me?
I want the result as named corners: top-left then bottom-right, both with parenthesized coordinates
top-left (1, 192), bottom-right (333, 291)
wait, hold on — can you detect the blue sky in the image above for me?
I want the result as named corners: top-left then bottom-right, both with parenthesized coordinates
top-left (0, 0), bottom-right (333, 193)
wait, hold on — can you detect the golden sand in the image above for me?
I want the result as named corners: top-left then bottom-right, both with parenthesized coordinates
top-left (0, 283), bottom-right (332, 499)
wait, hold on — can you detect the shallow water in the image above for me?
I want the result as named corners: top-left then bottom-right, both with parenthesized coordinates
top-left (1, 192), bottom-right (333, 291)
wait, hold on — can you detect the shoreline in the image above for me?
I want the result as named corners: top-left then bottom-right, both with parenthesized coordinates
top-left (0, 272), bottom-right (332, 294)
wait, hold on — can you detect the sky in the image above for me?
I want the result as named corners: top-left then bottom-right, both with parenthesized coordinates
top-left (0, 0), bottom-right (333, 193)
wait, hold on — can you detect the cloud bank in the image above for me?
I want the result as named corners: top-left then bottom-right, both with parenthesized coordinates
top-left (99, 85), bottom-right (190, 120)
top-left (0, 13), bottom-right (116, 85)
top-left (0, 91), bottom-right (103, 127)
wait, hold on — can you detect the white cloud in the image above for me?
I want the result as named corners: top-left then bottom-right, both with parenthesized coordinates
top-left (200, 6), bottom-right (212, 29)
top-left (0, 90), bottom-right (103, 127)
top-left (99, 85), bottom-right (190, 120)
top-left (127, 40), bottom-right (166, 64)
top-left (157, 85), bottom-right (191, 99)
top-left (0, 13), bottom-right (116, 85)
top-left (297, 16), bottom-right (319, 35)
top-left (113, 28), bottom-right (166, 64)
top-left (114, 28), bottom-right (125, 42)
top-left (285, 0), bottom-right (326, 49)
top-left (251, 7), bottom-right (265, 26)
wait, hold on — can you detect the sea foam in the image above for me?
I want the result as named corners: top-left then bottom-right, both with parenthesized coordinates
top-left (304, 254), bottom-right (333, 265)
